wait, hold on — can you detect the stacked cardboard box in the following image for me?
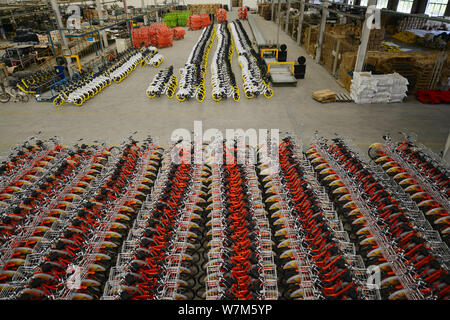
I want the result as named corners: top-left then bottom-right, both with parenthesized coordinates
top-left (0, 63), bottom-right (8, 78)
top-left (260, 3), bottom-right (287, 21)
top-left (279, 12), bottom-right (296, 37)
top-left (321, 34), bottom-right (344, 73)
top-left (258, 4), bottom-right (271, 20)
top-left (301, 24), bottom-right (318, 58)
top-left (37, 34), bottom-right (49, 44)
top-left (83, 8), bottom-right (99, 21)
top-left (326, 23), bottom-right (385, 51)
top-left (336, 51), bottom-right (447, 94)
top-left (289, 15), bottom-right (299, 39)
top-left (187, 4), bottom-right (220, 15)
top-left (49, 30), bottom-right (62, 43)
top-left (337, 51), bottom-right (356, 92)
top-left (306, 23), bottom-right (385, 80)
top-left (232, 0), bottom-right (243, 7)
top-left (273, 3), bottom-right (287, 21)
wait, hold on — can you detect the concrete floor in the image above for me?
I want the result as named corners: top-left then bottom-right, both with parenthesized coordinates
top-left (0, 10), bottom-right (449, 158)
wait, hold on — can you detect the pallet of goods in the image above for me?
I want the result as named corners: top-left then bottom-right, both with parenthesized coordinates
top-left (187, 4), bottom-right (220, 15)
top-left (350, 72), bottom-right (408, 104)
top-left (312, 89), bottom-right (336, 103)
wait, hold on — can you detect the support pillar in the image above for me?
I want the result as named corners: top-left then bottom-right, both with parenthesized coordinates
top-left (142, 0), bottom-right (149, 25)
top-left (354, 0), bottom-right (377, 72)
top-left (276, 0), bottom-right (282, 47)
top-left (297, 0), bottom-right (305, 45)
top-left (96, 0), bottom-right (109, 49)
top-left (285, 0), bottom-right (291, 33)
top-left (49, 0), bottom-right (73, 77)
top-left (315, 0), bottom-right (328, 64)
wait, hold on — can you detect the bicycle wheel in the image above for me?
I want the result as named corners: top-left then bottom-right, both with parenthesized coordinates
top-left (20, 94), bottom-right (29, 103)
top-left (53, 96), bottom-right (63, 107)
top-left (0, 92), bottom-right (10, 103)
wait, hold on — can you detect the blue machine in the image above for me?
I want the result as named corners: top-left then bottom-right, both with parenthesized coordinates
top-left (34, 65), bottom-right (68, 102)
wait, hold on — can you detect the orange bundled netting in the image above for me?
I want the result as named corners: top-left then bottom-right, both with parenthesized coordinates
top-left (238, 7), bottom-right (248, 19)
top-left (132, 23), bottom-right (174, 48)
top-left (132, 26), bottom-right (153, 48)
top-left (216, 8), bottom-right (227, 23)
top-left (173, 27), bottom-right (186, 40)
top-left (200, 13), bottom-right (211, 28)
top-left (187, 15), bottom-right (203, 30)
top-left (151, 22), bottom-right (173, 48)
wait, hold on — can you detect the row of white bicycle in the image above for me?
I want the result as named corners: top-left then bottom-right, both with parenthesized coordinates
top-left (230, 21), bottom-right (273, 99)
top-left (53, 46), bottom-right (165, 107)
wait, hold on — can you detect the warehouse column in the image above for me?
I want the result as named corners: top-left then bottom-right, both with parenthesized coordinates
top-left (123, 0), bottom-right (128, 17)
top-left (96, 0), bottom-right (109, 49)
top-left (142, 0), bottom-right (149, 25)
top-left (387, 0), bottom-right (399, 10)
top-left (123, 0), bottom-right (132, 46)
top-left (315, 0), bottom-right (328, 64)
top-left (276, 0), bottom-right (282, 48)
top-left (285, 0), bottom-right (291, 33)
top-left (354, 0), bottom-right (377, 72)
top-left (271, 0), bottom-right (275, 22)
top-left (297, 0), bottom-right (305, 45)
top-left (411, 0), bottom-right (427, 14)
top-left (49, 0), bottom-right (73, 77)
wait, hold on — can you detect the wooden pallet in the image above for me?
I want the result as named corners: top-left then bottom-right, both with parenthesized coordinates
top-left (312, 89), bottom-right (336, 103)
top-left (335, 92), bottom-right (353, 102)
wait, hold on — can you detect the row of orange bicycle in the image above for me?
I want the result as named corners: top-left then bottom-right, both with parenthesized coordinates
top-left (0, 133), bottom-right (448, 299)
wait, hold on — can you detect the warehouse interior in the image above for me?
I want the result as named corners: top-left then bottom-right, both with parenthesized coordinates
top-left (0, 0), bottom-right (449, 302)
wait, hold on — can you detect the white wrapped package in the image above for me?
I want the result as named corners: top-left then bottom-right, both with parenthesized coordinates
top-left (350, 72), bottom-right (408, 104)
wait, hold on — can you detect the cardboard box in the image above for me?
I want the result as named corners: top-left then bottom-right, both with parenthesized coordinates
top-left (187, 4), bottom-right (220, 15)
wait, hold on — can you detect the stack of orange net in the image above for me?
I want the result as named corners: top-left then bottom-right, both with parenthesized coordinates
top-left (238, 7), bottom-right (248, 19)
top-left (200, 13), bottom-right (211, 28)
top-left (153, 23), bottom-right (173, 48)
top-left (173, 27), bottom-right (186, 40)
top-left (216, 8), bottom-right (227, 23)
top-left (187, 15), bottom-right (203, 30)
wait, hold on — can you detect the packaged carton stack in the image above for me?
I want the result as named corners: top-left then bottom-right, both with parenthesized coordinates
top-left (83, 8), bottom-right (99, 21)
top-left (273, 3), bottom-right (287, 21)
top-left (350, 72), bottom-right (408, 104)
top-left (187, 4), bottom-right (220, 15)
top-left (49, 30), bottom-right (62, 43)
top-left (258, 4), bottom-right (271, 20)
top-left (37, 34), bottom-right (49, 44)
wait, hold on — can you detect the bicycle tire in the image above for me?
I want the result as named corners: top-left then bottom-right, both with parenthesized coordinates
top-left (21, 94), bottom-right (29, 103)
top-left (0, 92), bottom-right (10, 103)
top-left (53, 96), bottom-right (63, 107)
